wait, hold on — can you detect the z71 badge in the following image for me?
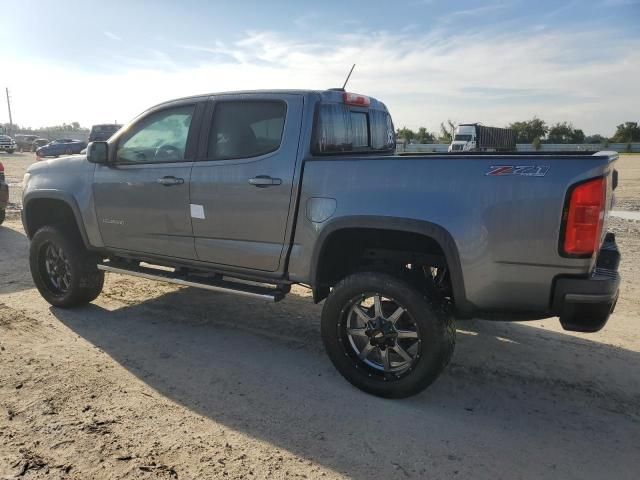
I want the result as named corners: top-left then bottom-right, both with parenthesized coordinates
top-left (486, 165), bottom-right (550, 177)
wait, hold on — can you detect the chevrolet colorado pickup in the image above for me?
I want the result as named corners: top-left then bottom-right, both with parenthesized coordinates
top-left (22, 89), bottom-right (621, 398)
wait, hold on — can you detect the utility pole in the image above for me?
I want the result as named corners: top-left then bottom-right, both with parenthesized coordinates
top-left (5, 88), bottom-right (13, 134)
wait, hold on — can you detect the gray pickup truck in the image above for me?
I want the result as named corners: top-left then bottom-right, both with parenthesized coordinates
top-left (22, 89), bottom-right (621, 398)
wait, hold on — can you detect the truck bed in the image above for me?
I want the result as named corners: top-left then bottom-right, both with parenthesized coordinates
top-left (397, 151), bottom-right (599, 157)
top-left (288, 151), bottom-right (617, 317)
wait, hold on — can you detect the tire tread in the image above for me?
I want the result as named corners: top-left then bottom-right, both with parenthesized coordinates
top-left (321, 272), bottom-right (455, 398)
top-left (29, 225), bottom-right (104, 308)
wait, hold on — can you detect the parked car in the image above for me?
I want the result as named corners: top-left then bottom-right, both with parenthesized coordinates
top-left (89, 124), bottom-right (122, 142)
top-left (0, 160), bottom-right (7, 225)
top-left (14, 134), bottom-right (40, 152)
top-left (35, 139), bottom-right (86, 158)
top-left (0, 135), bottom-right (17, 154)
top-left (22, 89), bottom-right (621, 398)
top-left (32, 138), bottom-right (50, 151)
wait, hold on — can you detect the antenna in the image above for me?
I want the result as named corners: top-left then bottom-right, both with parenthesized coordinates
top-left (342, 64), bottom-right (356, 90)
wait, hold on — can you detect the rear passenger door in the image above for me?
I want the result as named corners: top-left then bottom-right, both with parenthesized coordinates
top-left (190, 93), bottom-right (303, 272)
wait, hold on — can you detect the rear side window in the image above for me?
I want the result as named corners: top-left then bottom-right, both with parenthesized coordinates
top-left (207, 101), bottom-right (286, 159)
top-left (312, 103), bottom-right (395, 154)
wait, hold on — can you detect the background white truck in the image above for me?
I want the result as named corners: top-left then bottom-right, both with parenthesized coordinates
top-left (449, 123), bottom-right (516, 152)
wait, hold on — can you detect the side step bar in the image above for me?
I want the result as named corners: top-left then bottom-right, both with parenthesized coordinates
top-left (97, 261), bottom-right (286, 302)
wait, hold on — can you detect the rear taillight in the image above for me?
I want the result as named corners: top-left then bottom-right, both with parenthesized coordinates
top-left (343, 92), bottom-right (370, 107)
top-left (562, 177), bottom-right (606, 257)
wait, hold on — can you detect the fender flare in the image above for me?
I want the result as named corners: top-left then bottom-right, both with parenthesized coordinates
top-left (310, 215), bottom-right (474, 316)
top-left (22, 190), bottom-right (91, 248)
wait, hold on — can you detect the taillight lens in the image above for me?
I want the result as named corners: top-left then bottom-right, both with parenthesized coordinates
top-left (343, 92), bottom-right (370, 107)
top-left (563, 177), bottom-right (606, 256)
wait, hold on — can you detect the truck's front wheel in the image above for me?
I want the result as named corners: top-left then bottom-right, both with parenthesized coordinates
top-left (321, 272), bottom-right (455, 398)
top-left (29, 226), bottom-right (104, 308)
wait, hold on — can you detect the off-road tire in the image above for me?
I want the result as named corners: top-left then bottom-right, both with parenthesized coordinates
top-left (0, 209), bottom-right (5, 225)
top-left (29, 226), bottom-right (104, 308)
top-left (321, 272), bottom-right (455, 398)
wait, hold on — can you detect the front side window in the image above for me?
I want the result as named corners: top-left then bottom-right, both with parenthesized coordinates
top-left (117, 105), bottom-right (194, 163)
top-left (207, 101), bottom-right (286, 160)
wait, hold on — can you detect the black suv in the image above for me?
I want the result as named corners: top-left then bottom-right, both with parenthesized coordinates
top-left (15, 134), bottom-right (39, 152)
top-left (89, 124), bottom-right (122, 142)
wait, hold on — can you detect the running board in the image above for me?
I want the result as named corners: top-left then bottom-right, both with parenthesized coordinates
top-left (97, 261), bottom-right (286, 302)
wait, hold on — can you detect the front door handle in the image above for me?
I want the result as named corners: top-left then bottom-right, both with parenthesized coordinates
top-left (157, 176), bottom-right (184, 186)
top-left (248, 175), bottom-right (282, 187)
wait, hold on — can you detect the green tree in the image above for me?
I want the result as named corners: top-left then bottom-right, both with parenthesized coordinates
top-left (509, 117), bottom-right (548, 143)
top-left (439, 120), bottom-right (456, 142)
top-left (611, 122), bottom-right (640, 142)
top-left (509, 117), bottom-right (549, 143)
top-left (396, 127), bottom-right (415, 143)
top-left (570, 129), bottom-right (585, 144)
top-left (584, 134), bottom-right (607, 144)
top-left (37, 122), bottom-right (89, 133)
top-left (547, 122), bottom-right (572, 143)
top-left (547, 122), bottom-right (584, 143)
top-left (415, 127), bottom-right (435, 143)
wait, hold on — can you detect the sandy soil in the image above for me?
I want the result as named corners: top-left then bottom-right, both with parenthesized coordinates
top-left (1, 153), bottom-right (639, 479)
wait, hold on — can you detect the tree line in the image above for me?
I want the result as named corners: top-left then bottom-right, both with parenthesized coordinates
top-left (397, 120), bottom-right (640, 145)
top-left (1, 121), bottom-right (89, 135)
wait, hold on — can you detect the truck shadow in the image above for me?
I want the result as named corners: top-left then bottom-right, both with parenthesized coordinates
top-left (51, 286), bottom-right (640, 479)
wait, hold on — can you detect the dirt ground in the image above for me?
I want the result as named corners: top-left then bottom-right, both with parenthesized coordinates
top-left (1, 153), bottom-right (639, 479)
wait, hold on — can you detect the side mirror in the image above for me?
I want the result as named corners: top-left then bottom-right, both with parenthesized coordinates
top-left (87, 141), bottom-right (109, 164)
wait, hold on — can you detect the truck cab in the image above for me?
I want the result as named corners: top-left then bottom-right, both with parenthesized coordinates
top-left (448, 124), bottom-right (476, 152)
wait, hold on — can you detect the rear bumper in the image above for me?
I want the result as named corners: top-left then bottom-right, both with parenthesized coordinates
top-left (0, 182), bottom-right (8, 208)
top-left (552, 233), bottom-right (620, 332)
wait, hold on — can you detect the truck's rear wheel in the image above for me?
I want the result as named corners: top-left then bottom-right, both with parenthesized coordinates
top-left (29, 226), bottom-right (104, 308)
top-left (321, 272), bottom-right (455, 398)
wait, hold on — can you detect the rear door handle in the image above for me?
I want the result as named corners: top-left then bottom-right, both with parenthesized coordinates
top-left (248, 175), bottom-right (282, 187)
top-left (157, 176), bottom-right (184, 186)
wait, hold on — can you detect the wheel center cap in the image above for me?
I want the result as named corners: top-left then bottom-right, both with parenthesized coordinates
top-left (366, 318), bottom-right (397, 346)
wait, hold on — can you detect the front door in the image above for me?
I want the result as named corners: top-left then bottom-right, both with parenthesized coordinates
top-left (190, 94), bottom-right (303, 272)
top-left (93, 103), bottom-right (199, 259)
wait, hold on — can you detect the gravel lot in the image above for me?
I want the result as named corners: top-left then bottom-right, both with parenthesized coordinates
top-left (1, 153), bottom-right (639, 479)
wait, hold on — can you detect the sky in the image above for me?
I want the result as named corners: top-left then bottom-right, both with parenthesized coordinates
top-left (1, 0), bottom-right (639, 136)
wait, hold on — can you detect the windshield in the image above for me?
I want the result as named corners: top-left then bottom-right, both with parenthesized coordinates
top-left (454, 134), bottom-right (472, 141)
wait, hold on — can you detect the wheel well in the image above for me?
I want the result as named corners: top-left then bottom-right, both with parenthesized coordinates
top-left (314, 228), bottom-right (452, 303)
top-left (24, 198), bottom-right (83, 243)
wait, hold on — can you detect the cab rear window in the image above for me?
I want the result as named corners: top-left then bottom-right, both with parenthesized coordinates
top-left (312, 103), bottom-right (395, 155)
